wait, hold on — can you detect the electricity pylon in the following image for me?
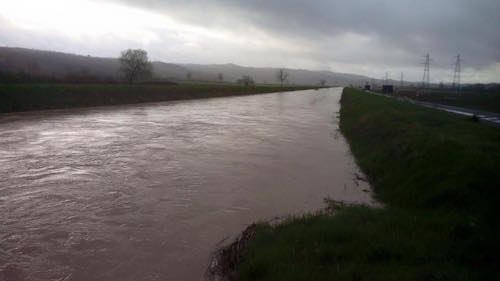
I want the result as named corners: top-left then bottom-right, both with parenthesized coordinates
top-left (422, 53), bottom-right (431, 88)
top-left (452, 54), bottom-right (461, 93)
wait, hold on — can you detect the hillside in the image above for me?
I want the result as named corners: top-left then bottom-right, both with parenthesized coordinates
top-left (0, 47), bottom-right (373, 85)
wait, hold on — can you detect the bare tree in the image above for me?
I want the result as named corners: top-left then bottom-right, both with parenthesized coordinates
top-left (119, 49), bottom-right (152, 84)
top-left (276, 68), bottom-right (289, 87)
top-left (217, 72), bottom-right (224, 82)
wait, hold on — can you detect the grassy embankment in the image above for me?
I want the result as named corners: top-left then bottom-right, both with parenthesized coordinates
top-left (233, 88), bottom-right (500, 281)
top-left (0, 83), bottom-right (313, 113)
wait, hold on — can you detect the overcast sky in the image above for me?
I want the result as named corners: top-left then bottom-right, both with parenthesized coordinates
top-left (1, 0), bottom-right (499, 83)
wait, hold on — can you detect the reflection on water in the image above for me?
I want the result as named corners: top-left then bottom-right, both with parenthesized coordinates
top-left (0, 87), bottom-right (373, 281)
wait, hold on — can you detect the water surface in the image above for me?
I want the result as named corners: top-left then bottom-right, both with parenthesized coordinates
top-left (0, 87), bottom-right (373, 281)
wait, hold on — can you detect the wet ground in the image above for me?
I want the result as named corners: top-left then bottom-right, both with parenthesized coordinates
top-left (1, 87), bottom-right (373, 281)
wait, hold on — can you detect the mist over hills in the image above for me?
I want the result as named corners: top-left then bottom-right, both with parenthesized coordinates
top-left (0, 47), bottom-right (374, 86)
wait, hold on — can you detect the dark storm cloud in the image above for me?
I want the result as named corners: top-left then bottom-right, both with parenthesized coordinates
top-left (113, 0), bottom-right (500, 68)
top-left (2, 0), bottom-right (499, 82)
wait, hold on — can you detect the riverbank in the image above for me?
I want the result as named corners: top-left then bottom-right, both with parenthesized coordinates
top-left (0, 83), bottom-right (314, 113)
top-left (227, 88), bottom-right (500, 281)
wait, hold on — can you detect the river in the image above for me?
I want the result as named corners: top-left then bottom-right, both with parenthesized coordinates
top-left (0, 87), bottom-right (373, 281)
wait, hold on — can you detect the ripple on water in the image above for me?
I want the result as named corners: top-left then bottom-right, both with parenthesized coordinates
top-left (0, 88), bottom-right (375, 281)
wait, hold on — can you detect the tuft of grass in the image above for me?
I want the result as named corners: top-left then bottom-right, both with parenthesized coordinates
top-left (234, 88), bottom-right (500, 281)
top-left (471, 114), bottom-right (480, 122)
top-left (238, 207), bottom-right (479, 281)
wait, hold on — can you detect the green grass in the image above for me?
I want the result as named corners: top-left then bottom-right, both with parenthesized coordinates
top-left (0, 83), bottom-right (314, 113)
top-left (234, 88), bottom-right (500, 281)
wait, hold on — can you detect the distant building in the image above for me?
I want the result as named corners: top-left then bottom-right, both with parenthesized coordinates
top-left (364, 82), bottom-right (371, 91)
top-left (382, 85), bottom-right (394, 94)
top-left (237, 75), bottom-right (255, 86)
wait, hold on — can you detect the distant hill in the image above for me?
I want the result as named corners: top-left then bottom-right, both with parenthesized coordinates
top-left (182, 63), bottom-right (372, 86)
top-left (0, 47), bottom-right (374, 86)
top-left (0, 47), bottom-right (121, 80)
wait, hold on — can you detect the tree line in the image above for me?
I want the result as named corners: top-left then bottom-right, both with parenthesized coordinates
top-left (1, 48), bottom-right (332, 86)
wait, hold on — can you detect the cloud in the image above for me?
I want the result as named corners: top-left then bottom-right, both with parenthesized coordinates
top-left (115, 0), bottom-right (500, 65)
top-left (109, 0), bottom-right (500, 82)
top-left (1, 0), bottom-right (499, 82)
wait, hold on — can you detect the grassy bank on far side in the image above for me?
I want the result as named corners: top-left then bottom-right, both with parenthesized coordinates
top-left (231, 88), bottom-right (500, 281)
top-left (0, 83), bottom-right (314, 113)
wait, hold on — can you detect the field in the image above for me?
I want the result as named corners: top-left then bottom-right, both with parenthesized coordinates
top-left (0, 83), bottom-right (314, 113)
top-left (232, 88), bottom-right (500, 281)
top-left (395, 88), bottom-right (500, 113)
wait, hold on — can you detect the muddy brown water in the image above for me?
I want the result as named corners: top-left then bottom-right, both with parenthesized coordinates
top-left (0, 87), bottom-right (373, 281)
